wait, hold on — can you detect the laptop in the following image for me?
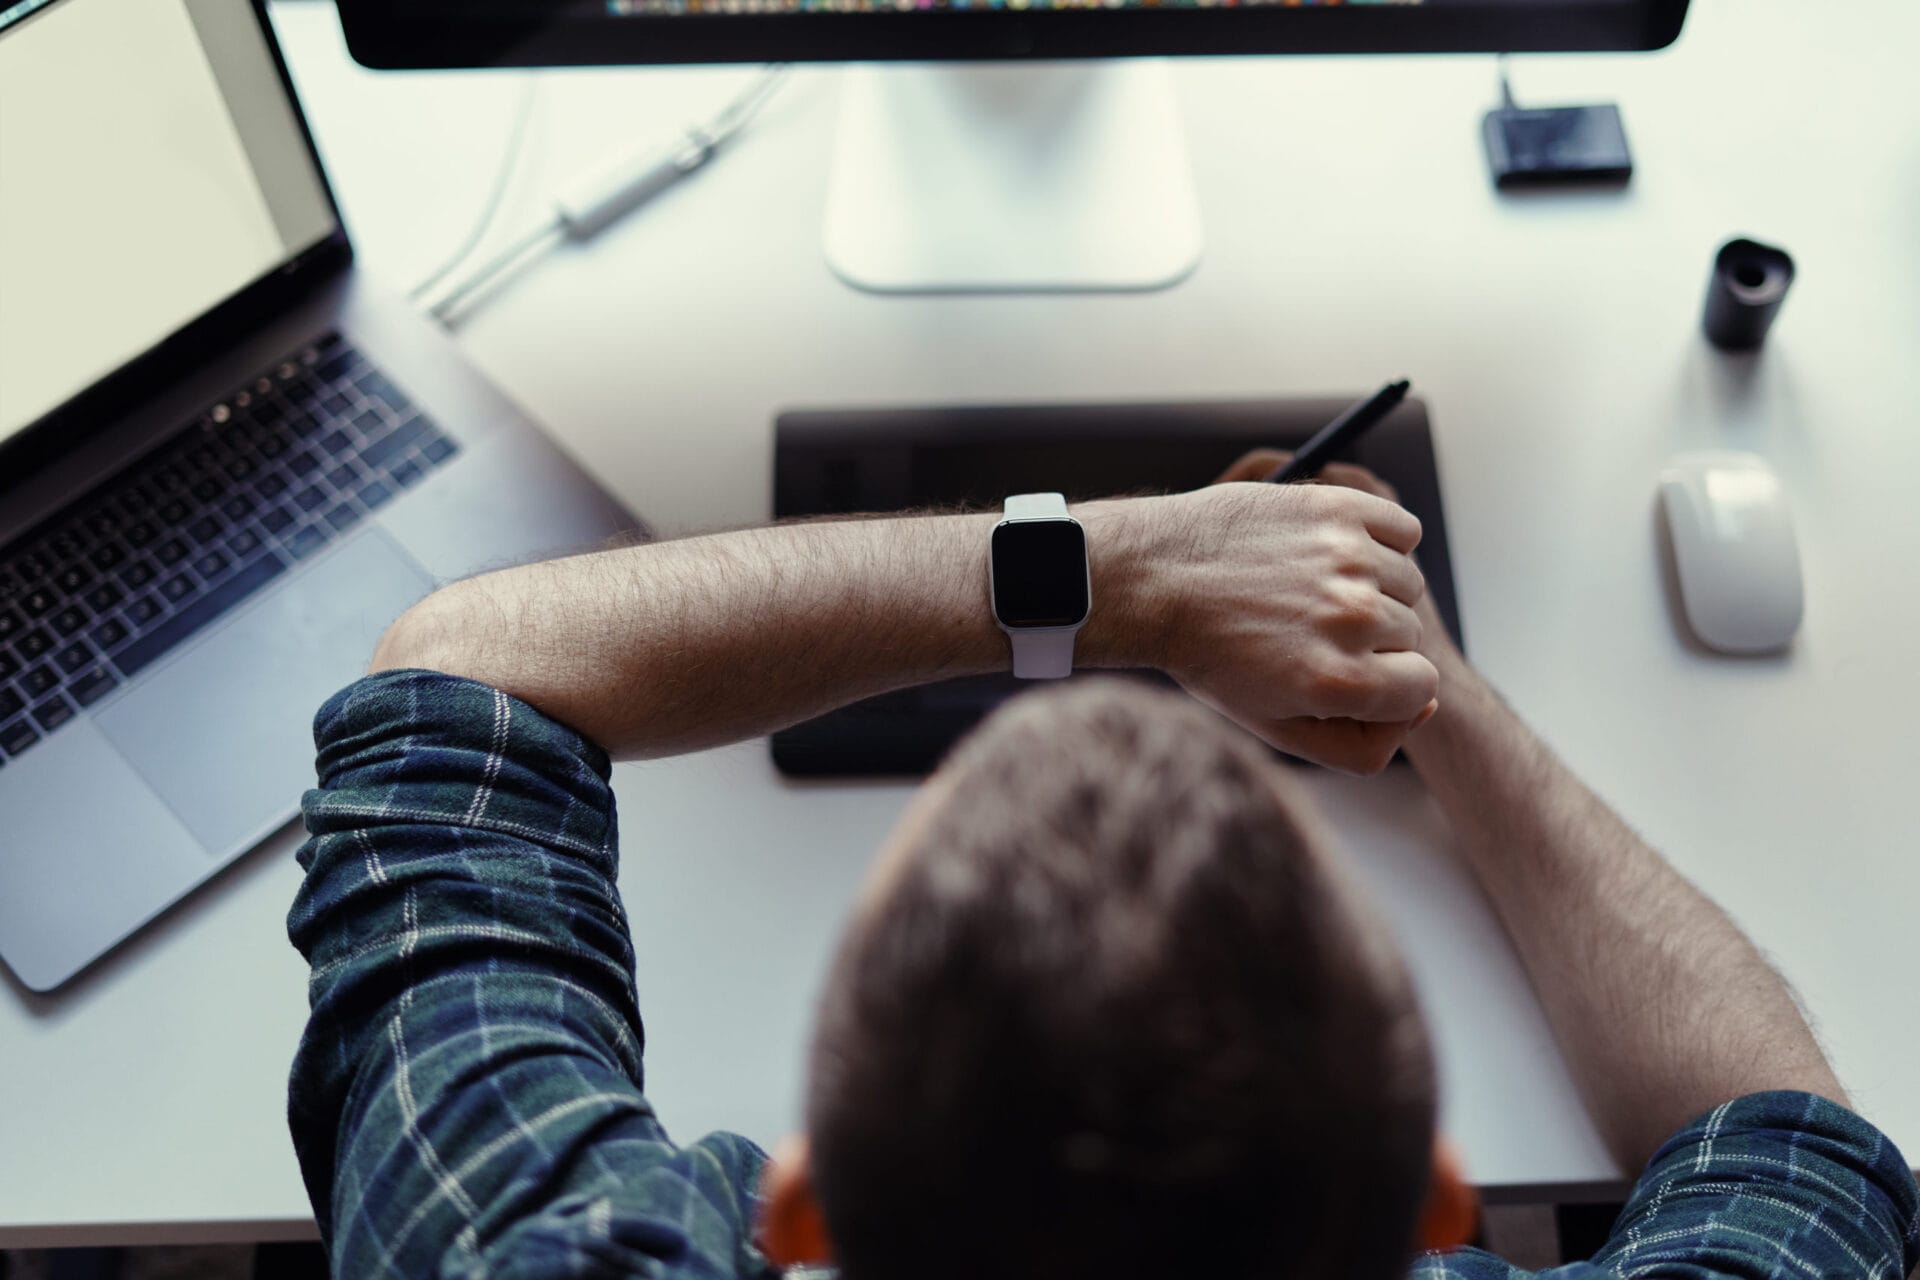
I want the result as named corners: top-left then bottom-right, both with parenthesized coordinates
top-left (0, 0), bottom-right (638, 992)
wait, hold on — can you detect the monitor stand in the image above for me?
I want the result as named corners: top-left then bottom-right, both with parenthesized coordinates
top-left (822, 60), bottom-right (1204, 294)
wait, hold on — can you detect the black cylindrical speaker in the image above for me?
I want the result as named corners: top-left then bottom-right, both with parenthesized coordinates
top-left (1703, 237), bottom-right (1795, 351)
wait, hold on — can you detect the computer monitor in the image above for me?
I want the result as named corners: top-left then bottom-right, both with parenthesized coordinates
top-left (335, 0), bottom-right (1689, 292)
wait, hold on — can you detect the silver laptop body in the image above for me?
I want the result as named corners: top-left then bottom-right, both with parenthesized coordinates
top-left (0, 0), bottom-right (637, 992)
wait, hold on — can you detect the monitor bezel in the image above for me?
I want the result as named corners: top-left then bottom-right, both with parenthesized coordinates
top-left (337, 1), bottom-right (1690, 69)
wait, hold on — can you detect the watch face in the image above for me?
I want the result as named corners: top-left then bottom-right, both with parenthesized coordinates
top-left (992, 519), bottom-right (1090, 629)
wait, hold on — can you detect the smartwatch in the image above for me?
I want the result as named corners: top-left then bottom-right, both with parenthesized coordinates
top-left (989, 493), bottom-right (1092, 679)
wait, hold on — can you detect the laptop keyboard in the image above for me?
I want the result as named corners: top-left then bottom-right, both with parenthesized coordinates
top-left (0, 333), bottom-right (458, 767)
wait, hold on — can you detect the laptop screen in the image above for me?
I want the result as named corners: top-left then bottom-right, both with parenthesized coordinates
top-left (0, 0), bottom-right (339, 446)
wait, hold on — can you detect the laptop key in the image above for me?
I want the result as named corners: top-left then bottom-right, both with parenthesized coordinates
top-left (0, 651), bottom-right (18, 681)
top-left (50, 605), bottom-right (88, 638)
top-left (361, 417), bottom-right (427, 470)
top-left (324, 503), bottom-right (363, 533)
top-left (187, 514), bottom-right (223, 544)
top-left (286, 525), bottom-right (328, 560)
top-left (324, 462), bottom-right (362, 492)
top-left (293, 485), bottom-right (327, 513)
top-left (221, 494), bottom-right (257, 521)
top-left (0, 717), bottom-right (38, 757)
top-left (90, 617), bottom-right (129, 651)
top-left (0, 607), bottom-right (22, 641)
top-left (70, 668), bottom-right (119, 708)
top-left (20, 586), bottom-right (56, 618)
top-left (256, 472), bottom-right (291, 499)
top-left (20, 664), bottom-right (58, 697)
top-left (160, 574), bottom-right (194, 603)
top-left (124, 520), bottom-right (158, 548)
top-left (120, 560), bottom-right (158, 590)
top-left (114, 552), bottom-right (289, 677)
top-left (227, 527), bottom-right (263, 557)
top-left (125, 595), bottom-right (163, 627)
top-left (85, 581), bottom-right (124, 612)
top-left (18, 628), bottom-right (53, 659)
top-left (388, 458), bottom-right (425, 488)
top-left (357, 479), bottom-right (393, 510)
top-left (260, 506), bottom-right (296, 535)
top-left (55, 640), bottom-right (94, 675)
top-left (0, 689), bottom-right (22, 722)
top-left (15, 549), bottom-right (55, 582)
top-left (154, 538), bottom-right (189, 567)
top-left (193, 550), bottom-right (230, 580)
top-left (32, 695), bottom-right (75, 734)
top-left (88, 542), bottom-right (127, 571)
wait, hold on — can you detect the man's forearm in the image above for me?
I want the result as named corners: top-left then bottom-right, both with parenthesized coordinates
top-left (371, 503), bottom-right (1168, 758)
top-left (1405, 652), bottom-right (1846, 1173)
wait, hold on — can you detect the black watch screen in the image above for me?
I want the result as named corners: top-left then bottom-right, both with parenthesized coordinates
top-left (991, 519), bottom-right (1090, 629)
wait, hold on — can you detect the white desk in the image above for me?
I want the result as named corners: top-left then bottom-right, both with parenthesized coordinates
top-left (5, 0), bottom-right (1917, 1246)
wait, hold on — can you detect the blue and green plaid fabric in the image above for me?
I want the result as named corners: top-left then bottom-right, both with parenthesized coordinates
top-left (288, 670), bottom-right (1920, 1279)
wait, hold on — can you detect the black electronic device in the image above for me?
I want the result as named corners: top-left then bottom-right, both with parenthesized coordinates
top-left (1702, 238), bottom-right (1795, 351)
top-left (1483, 102), bottom-right (1633, 189)
top-left (771, 398), bottom-right (1462, 777)
top-left (337, 0), bottom-right (1689, 68)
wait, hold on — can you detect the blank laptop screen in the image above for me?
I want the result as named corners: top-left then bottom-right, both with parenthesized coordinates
top-left (0, 0), bottom-right (338, 444)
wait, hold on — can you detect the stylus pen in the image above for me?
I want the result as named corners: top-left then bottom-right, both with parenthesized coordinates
top-left (1265, 379), bottom-right (1411, 483)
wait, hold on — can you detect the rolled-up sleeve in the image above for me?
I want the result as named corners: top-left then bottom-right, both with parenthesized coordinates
top-left (1587, 1091), bottom-right (1919, 1279)
top-left (286, 670), bottom-right (772, 1280)
top-left (1413, 1090), bottom-right (1918, 1280)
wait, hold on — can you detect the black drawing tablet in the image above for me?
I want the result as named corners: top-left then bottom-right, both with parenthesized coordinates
top-left (771, 398), bottom-right (1463, 777)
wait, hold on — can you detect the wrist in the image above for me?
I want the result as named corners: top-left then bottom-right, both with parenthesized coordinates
top-left (1073, 496), bottom-right (1185, 671)
top-left (1404, 649), bottom-right (1503, 767)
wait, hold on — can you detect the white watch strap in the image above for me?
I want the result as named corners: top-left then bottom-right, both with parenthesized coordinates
top-left (1003, 492), bottom-right (1069, 520)
top-left (1010, 628), bottom-right (1077, 680)
top-left (1002, 492), bottom-right (1078, 680)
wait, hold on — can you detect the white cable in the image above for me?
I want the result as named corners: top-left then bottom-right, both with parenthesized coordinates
top-left (407, 78), bottom-right (540, 302)
top-left (423, 65), bottom-right (790, 325)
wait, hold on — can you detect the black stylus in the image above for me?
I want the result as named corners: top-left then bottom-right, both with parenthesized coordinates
top-left (1265, 379), bottom-right (1411, 483)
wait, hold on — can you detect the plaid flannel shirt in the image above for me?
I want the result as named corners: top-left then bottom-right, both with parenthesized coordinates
top-left (288, 670), bottom-right (1919, 1279)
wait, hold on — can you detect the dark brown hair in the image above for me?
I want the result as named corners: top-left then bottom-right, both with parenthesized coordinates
top-left (806, 680), bottom-right (1437, 1280)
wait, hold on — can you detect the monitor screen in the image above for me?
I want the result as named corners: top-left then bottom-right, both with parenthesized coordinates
top-left (0, 0), bottom-right (338, 445)
top-left (338, 0), bottom-right (1689, 68)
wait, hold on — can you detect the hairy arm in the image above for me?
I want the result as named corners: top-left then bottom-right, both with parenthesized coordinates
top-left (374, 485), bottom-right (1439, 772)
top-left (1404, 623), bottom-right (1846, 1173)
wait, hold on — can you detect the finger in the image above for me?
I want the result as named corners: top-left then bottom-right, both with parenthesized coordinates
top-left (1351, 490), bottom-right (1423, 554)
top-left (1301, 647), bottom-right (1438, 722)
top-left (1263, 716), bottom-right (1413, 776)
top-left (1369, 596), bottom-right (1424, 654)
top-left (1364, 649), bottom-right (1441, 719)
top-left (1313, 461), bottom-right (1400, 503)
top-left (1369, 543), bottom-right (1427, 608)
top-left (1212, 448), bottom-right (1292, 485)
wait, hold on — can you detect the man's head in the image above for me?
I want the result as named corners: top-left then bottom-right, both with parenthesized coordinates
top-left (764, 680), bottom-right (1464, 1280)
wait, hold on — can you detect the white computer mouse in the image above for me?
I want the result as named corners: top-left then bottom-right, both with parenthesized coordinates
top-left (1658, 451), bottom-right (1804, 654)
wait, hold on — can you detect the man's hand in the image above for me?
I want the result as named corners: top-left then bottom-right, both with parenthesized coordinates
top-left (1146, 450), bottom-right (1439, 774)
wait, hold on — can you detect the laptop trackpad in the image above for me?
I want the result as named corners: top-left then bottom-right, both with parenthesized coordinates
top-left (96, 531), bottom-right (434, 855)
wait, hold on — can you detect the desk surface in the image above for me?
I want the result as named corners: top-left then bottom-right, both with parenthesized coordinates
top-left (5, 0), bottom-right (1918, 1246)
